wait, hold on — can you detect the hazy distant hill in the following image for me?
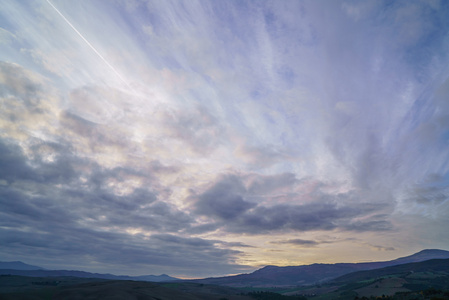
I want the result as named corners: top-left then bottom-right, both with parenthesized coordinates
top-left (0, 269), bottom-right (178, 282)
top-left (190, 249), bottom-right (449, 287)
top-left (131, 274), bottom-right (178, 282)
top-left (0, 261), bottom-right (44, 270)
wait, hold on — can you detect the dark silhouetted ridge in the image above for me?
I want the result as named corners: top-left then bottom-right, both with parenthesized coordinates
top-left (190, 249), bottom-right (449, 287)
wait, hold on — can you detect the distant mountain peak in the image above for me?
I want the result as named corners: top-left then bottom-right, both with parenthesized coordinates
top-left (417, 248), bottom-right (448, 253)
top-left (258, 265), bottom-right (277, 270)
top-left (393, 249), bottom-right (449, 263)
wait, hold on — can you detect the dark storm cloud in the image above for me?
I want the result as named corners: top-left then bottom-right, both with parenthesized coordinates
top-left (30, 144), bottom-right (80, 183)
top-left (191, 173), bottom-right (394, 235)
top-left (0, 138), bottom-right (79, 185)
top-left (0, 140), bottom-right (36, 183)
top-left (193, 174), bottom-right (255, 220)
top-left (58, 164), bottom-right (194, 232)
top-left (226, 203), bottom-right (353, 234)
top-left (0, 188), bottom-right (61, 224)
top-left (0, 180), bottom-right (190, 239)
top-left (0, 186), bottom-right (75, 232)
top-left (60, 176), bottom-right (192, 233)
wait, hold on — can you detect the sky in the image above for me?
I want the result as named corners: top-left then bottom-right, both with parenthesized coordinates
top-left (1, 0), bottom-right (449, 279)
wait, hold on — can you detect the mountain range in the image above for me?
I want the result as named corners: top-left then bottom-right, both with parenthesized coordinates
top-left (0, 262), bottom-right (177, 282)
top-left (189, 249), bottom-right (449, 287)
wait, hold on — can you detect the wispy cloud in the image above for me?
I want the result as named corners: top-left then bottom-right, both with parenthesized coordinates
top-left (270, 239), bottom-right (322, 247)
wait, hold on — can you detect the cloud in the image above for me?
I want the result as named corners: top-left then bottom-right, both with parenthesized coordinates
top-left (225, 202), bottom-right (361, 234)
top-left (367, 244), bottom-right (396, 252)
top-left (0, 141), bottom-right (249, 276)
top-left (246, 172), bottom-right (297, 196)
top-left (193, 174), bottom-right (255, 220)
top-left (0, 62), bottom-right (60, 141)
top-left (234, 144), bottom-right (293, 168)
top-left (189, 173), bottom-right (394, 235)
top-left (0, 129), bottom-right (235, 275)
top-left (162, 105), bottom-right (226, 155)
top-left (0, 62), bottom-right (45, 104)
top-left (408, 175), bottom-right (449, 205)
top-left (270, 239), bottom-right (320, 247)
top-left (344, 219), bottom-right (393, 232)
top-left (0, 140), bottom-right (36, 184)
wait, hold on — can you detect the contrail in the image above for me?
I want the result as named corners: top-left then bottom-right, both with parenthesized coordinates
top-left (46, 0), bottom-right (133, 90)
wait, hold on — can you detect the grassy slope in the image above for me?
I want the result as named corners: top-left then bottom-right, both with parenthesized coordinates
top-left (279, 259), bottom-right (449, 300)
top-left (332, 259), bottom-right (449, 283)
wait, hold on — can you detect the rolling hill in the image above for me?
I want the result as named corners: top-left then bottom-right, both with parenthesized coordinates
top-left (0, 269), bottom-right (178, 282)
top-left (332, 258), bottom-right (449, 283)
top-left (189, 249), bottom-right (449, 287)
top-left (288, 258), bottom-right (449, 299)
